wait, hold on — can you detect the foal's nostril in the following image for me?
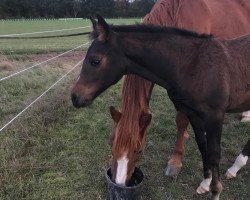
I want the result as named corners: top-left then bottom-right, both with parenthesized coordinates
top-left (71, 93), bottom-right (79, 108)
top-left (71, 93), bottom-right (93, 108)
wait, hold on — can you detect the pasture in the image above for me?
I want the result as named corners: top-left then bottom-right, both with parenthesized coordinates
top-left (0, 18), bottom-right (140, 55)
top-left (0, 19), bottom-right (249, 200)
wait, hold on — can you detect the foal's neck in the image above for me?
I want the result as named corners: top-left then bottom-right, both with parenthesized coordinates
top-left (120, 31), bottom-right (207, 89)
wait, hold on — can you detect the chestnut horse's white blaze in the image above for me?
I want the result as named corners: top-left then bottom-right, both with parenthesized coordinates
top-left (196, 176), bottom-right (212, 194)
top-left (226, 153), bottom-right (248, 178)
top-left (115, 154), bottom-right (129, 185)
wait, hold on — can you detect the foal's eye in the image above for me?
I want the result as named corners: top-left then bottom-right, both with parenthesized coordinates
top-left (90, 59), bottom-right (100, 67)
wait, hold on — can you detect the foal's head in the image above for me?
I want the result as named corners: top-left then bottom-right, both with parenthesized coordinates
top-left (71, 15), bottom-right (128, 108)
top-left (109, 106), bottom-right (151, 186)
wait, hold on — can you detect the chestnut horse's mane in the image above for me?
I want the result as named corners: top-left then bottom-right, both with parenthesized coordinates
top-left (112, 0), bottom-right (175, 155)
top-left (112, 0), bottom-right (176, 155)
top-left (113, 75), bottom-right (152, 154)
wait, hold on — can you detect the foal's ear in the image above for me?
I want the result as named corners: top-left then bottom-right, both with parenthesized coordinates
top-left (90, 16), bottom-right (97, 29)
top-left (96, 14), bottom-right (110, 42)
top-left (110, 106), bottom-right (122, 123)
top-left (139, 112), bottom-right (152, 130)
top-left (90, 16), bottom-right (97, 27)
top-left (89, 16), bottom-right (99, 39)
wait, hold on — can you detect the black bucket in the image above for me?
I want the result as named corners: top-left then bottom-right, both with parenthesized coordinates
top-left (105, 167), bottom-right (144, 200)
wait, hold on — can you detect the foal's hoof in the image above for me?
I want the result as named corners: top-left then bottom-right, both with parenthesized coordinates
top-left (210, 181), bottom-right (223, 200)
top-left (196, 185), bottom-right (210, 194)
top-left (165, 164), bottom-right (182, 176)
top-left (225, 169), bottom-right (236, 179)
top-left (210, 194), bottom-right (220, 200)
top-left (241, 116), bottom-right (250, 122)
top-left (196, 177), bottom-right (212, 194)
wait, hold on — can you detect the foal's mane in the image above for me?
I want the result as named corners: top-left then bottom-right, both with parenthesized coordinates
top-left (91, 24), bottom-right (213, 40)
top-left (111, 24), bottom-right (213, 38)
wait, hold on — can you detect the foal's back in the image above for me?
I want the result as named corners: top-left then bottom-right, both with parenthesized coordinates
top-left (182, 34), bottom-right (250, 112)
top-left (221, 34), bottom-right (250, 112)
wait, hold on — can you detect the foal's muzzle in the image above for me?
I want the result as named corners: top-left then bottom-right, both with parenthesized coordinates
top-left (71, 93), bottom-right (92, 108)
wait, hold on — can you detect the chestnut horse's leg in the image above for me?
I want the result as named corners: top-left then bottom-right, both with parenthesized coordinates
top-left (134, 78), bottom-right (191, 177)
top-left (166, 111), bottom-right (189, 176)
top-left (226, 139), bottom-right (249, 178)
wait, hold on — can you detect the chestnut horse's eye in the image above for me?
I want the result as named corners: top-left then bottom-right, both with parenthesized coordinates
top-left (90, 59), bottom-right (100, 66)
top-left (136, 150), bottom-right (143, 155)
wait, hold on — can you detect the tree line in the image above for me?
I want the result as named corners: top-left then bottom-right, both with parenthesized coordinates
top-left (0, 0), bottom-right (156, 19)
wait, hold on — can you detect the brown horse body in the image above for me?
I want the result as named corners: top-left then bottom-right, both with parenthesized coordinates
top-left (119, 0), bottom-right (250, 178)
top-left (71, 16), bottom-right (250, 199)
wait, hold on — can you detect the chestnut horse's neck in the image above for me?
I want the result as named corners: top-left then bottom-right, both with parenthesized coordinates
top-left (117, 28), bottom-right (212, 89)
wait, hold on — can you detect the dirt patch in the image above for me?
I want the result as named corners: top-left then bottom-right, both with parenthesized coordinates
top-left (28, 51), bottom-right (86, 63)
top-left (0, 61), bottom-right (15, 71)
top-left (0, 55), bottom-right (15, 71)
top-left (0, 51), bottom-right (85, 73)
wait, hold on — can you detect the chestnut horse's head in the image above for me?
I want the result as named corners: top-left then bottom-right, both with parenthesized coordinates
top-left (71, 15), bottom-right (128, 108)
top-left (109, 106), bottom-right (151, 186)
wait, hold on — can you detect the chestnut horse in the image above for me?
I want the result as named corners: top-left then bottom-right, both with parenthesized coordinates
top-left (71, 16), bottom-right (250, 199)
top-left (108, 0), bottom-right (250, 188)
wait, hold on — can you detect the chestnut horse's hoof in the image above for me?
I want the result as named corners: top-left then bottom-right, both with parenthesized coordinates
top-left (165, 164), bottom-right (182, 176)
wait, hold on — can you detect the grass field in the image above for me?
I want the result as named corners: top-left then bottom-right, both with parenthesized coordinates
top-left (0, 19), bottom-right (249, 200)
top-left (0, 18), bottom-right (142, 55)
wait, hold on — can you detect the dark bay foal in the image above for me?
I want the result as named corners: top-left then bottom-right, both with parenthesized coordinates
top-left (71, 16), bottom-right (250, 199)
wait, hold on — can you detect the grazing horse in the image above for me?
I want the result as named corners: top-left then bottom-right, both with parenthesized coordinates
top-left (71, 16), bottom-right (250, 199)
top-left (107, 0), bottom-right (250, 190)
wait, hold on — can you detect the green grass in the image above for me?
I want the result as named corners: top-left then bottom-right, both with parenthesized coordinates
top-left (0, 18), bottom-right (249, 199)
top-left (0, 58), bottom-right (249, 200)
top-left (0, 18), bottom-right (141, 55)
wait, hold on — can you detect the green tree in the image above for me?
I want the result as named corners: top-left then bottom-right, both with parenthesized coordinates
top-left (79, 0), bottom-right (115, 18)
top-left (0, 0), bottom-right (155, 19)
top-left (130, 0), bottom-right (155, 17)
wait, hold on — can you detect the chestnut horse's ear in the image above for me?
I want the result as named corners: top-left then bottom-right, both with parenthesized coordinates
top-left (96, 14), bottom-right (110, 41)
top-left (139, 112), bottom-right (152, 130)
top-left (110, 106), bottom-right (122, 123)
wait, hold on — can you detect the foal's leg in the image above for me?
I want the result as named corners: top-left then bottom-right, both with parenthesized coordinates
top-left (226, 139), bottom-right (249, 178)
top-left (188, 116), bottom-right (212, 194)
top-left (166, 111), bottom-right (189, 176)
top-left (205, 115), bottom-right (224, 200)
top-left (241, 111), bottom-right (250, 122)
